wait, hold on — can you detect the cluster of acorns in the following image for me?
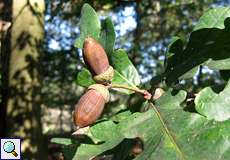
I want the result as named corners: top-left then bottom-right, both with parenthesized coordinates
top-left (73, 37), bottom-right (114, 128)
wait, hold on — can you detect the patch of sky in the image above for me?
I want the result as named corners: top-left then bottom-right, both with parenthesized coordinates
top-left (45, 15), bottom-right (78, 51)
top-left (114, 6), bottom-right (136, 36)
top-left (46, 6), bottom-right (136, 51)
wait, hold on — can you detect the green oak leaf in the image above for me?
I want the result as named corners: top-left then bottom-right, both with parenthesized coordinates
top-left (194, 7), bottom-right (230, 31)
top-left (131, 90), bottom-right (230, 160)
top-left (54, 89), bottom-right (230, 160)
top-left (75, 4), bottom-right (116, 55)
top-left (76, 68), bottom-right (95, 87)
top-left (110, 110), bottom-right (132, 122)
top-left (75, 4), bottom-right (101, 48)
top-left (166, 36), bottom-right (183, 59)
top-left (76, 49), bottom-right (141, 95)
top-left (51, 138), bottom-right (77, 146)
top-left (195, 80), bottom-right (230, 121)
top-left (111, 49), bottom-right (141, 94)
top-left (57, 121), bottom-right (124, 160)
top-left (99, 17), bottom-right (116, 56)
top-left (162, 7), bottom-right (230, 85)
top-left (75, 4), bottom-right (140, 93)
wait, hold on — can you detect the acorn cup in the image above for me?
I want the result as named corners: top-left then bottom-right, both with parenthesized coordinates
top-left (83, 37), bottom-right (114, 84)
top-left (73, 84), bottom-right (109, 128)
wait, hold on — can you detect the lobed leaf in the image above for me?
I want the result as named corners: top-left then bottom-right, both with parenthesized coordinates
top-left (70, 5), bottom-right (230, 160)
top-left (76, 50), bottom-right (141, 94)
top-left (195, 80), bottom-right (230, 121)
top-left (72, 121), bottom-right (124, 160)
top-left (76, 68), bottom-right (95, 87)
top-left (194, 7), bottom-right (230, 31)
top-left (111, 49), bottom-right (141, 94)
top-left (99, 17), bottom-right (116, 56)
top-left (58, 88), bottom-right (230, 160)
top-left (75, 4), bottom-right (101, 49)
top-left (132, 90), bottom-right (230, 160)
top-left (75, 4), bottom-right (140, 93)
top-left (51, 138), bottom-right (77, 146)
top-left (163, 7), bottom-right (230, 85)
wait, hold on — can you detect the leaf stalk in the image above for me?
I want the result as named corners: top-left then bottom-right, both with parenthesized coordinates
top-left (108, 84), bottom-right (152, 100)
top-left (109, 84), bottom-right (145, 94)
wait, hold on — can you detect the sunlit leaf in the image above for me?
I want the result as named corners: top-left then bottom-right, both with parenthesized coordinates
top-left (99, 17), bottom-right (116, 55)
top-left (72, 121), bottom-right (124, 160)
top-left (194, 7), bottom-right (230, 31)
top-left (111, 49), bottom-right (141, 94)
top-left (163, 7), bottom-right (230, 85)
top-left (51, 138), bottom-right (77, 146)
top-left (75, 4), bottom-right (101, 49)
top-left (76, 68), bottom-right (95, 87)
top-left (195, 80), bottom-right (230, 121)
top-left (60, 90), bottom-right (230, 159)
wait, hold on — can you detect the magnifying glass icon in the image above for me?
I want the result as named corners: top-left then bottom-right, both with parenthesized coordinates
top-left (3, 141), bottom-right (18, 157)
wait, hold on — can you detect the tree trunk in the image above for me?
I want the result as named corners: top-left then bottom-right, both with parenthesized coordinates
top-left (1, 0), bottom-right (46, 159)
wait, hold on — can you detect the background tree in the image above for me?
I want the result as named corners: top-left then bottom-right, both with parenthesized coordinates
top-left (1, 0), bottom-right (46, 159)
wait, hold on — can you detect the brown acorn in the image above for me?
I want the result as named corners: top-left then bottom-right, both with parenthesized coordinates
top-left (74, 84), bottom-right (109, 128)
top-left (83, 37), bottom-right (114, 83)
top-left (130, 138), bottom-right (143, 157)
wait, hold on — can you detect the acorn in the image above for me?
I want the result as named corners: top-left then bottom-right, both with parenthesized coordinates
top-left (130, 138), bottom-right (143, 157)
top-left (74, 84), bottom-right (109, 128)
top-left (83, 37), bottom-right (114, 84)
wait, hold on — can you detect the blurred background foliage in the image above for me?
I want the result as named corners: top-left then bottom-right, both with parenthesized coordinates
top-left (1, 0), bottom-right (230, 159)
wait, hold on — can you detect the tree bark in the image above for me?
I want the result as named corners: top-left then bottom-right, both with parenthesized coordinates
top-left (0, 0), bottom-right (11, 137)
top-left (1, 0), bottom-right (46, 159)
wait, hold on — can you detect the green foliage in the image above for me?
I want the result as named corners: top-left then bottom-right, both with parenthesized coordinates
top-left (111, 49), bottom-right (141, 94)
top-left (194, 7), bottom-right (230, 30)
top-left (52, 4), bottom-right (230, 160)
top-left (76, 49), bottom-right (140, 94)
top-left (150, 89), bottom-right (230, 160)
top-left (72, 121), bottom-right (124, 159)
top-left (99, 17), bottom-right (116, 55)
top-left (164, 7), bottom-right (230, 85)
top-left (195, 80), bottom-right (230, 121)
top-left (51, 138), bottom-right (77, 146)
top-left (75, 4), bottom-right (140, 94)
top-left (53, 88), bottom-right (230, 159)
top-left (75, 4), bottom-right (101, 48)
top-left (76, 68), bottom-right (95, 87)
